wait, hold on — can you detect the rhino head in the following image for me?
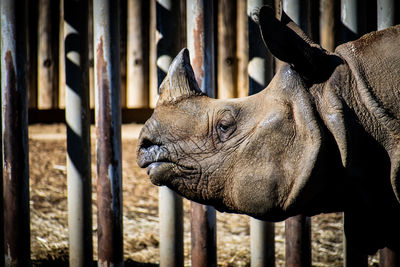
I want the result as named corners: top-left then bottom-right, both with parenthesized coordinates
top-left (137, 6), bottom-right (347, 221)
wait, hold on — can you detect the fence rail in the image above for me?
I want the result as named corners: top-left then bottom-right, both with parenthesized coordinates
top-left (1, 0), bottom-right (399, 266)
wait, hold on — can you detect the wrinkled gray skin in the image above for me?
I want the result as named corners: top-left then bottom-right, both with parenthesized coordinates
top-left (137, 6), bottom-right (400, 253)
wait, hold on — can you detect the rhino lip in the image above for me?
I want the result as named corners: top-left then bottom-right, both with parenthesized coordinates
top-left (146, 162), bottom-right (177, 186)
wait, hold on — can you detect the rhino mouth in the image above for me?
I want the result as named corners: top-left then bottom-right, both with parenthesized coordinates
top-left (137, 143), bottom-right (199, 186)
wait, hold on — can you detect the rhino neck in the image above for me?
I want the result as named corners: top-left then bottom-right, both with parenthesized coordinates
top-left (310, 57), bottom-right (400, 213)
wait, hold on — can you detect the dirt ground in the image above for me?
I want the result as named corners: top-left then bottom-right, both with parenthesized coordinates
top-left (28, 123), bottom-right (379, 266)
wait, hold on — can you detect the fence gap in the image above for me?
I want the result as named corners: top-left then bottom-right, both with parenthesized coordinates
top-left (1, 0), bottom-right (30, 265)
top-left (64, 0), bottom-right (93, 265)
top-left (93, 0), bottom-right (124, 265)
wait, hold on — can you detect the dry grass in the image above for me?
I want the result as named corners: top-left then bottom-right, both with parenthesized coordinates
top-left (28, 123), bottom-right (379, 266)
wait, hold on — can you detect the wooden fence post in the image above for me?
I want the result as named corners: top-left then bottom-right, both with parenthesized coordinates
top-left (237, 0), bottom-right (249, 99)
top-left (38, 0), bottom-right (59, 109)
top-left (1, 0), bottom-right (30, 265)
top-left (64, 0), bottom-right (93, 265)
top-left (127, 0), bottom-right (150, 108)
top-left (93, 0), bottom-right (124, 265)
top-left (217, 0), bottom-right (237, 99)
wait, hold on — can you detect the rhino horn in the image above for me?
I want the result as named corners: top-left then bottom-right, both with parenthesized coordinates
top-left (157, 48), bottom-right (204, 105)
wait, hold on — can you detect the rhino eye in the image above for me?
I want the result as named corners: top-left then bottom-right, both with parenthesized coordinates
top-left (218, 123), bottom-right (230, 133)
top-left (216, 119), bottom-right (236, 141)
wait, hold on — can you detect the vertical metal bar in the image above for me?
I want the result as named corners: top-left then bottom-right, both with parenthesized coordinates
top-left (187, 2), bottom-right (217, 264)
top-left (282, 2), bottom-right (312, 266)
top-left (1, 0), bottom-right (30, 265)
top-left (217, 0), bottom-right (237, 99)
top-left (377, 2), bottom-right (399, 265)
top-left (377, 0), bottom-right (396, 30)
top-left (247, 1), bottom-right (275, 265)
top-left (64, 0), bottom-right (92, 266)
top-left (250, 218), bottom-right (275, 267)
top-left (93, 0), bottom-right (124, 266)
top-left (158, 187), bottom-right (183, 267)
top-left (285, 215), bottom-right (311, 267)
top-left (283, 0), bottom-right (300, 23)
top-left (341, 0), bottom-right (360, 42)
top-left (37, 0), bottom-right (59, 109)
top-left (127, 0), bottom-right (150, 108)
top-left (187, 0), bottom-right (215, 97)
top-left (156, 0), bottom-right (184, 266)
top-left (319, 0), bottom-right (340, 51)
top-left (149, 0), bottom-right (158, 108)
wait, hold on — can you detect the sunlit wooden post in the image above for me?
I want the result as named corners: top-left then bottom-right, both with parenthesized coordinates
top-left (1, 0), bottom-right (30, 265)
top-left (93, 0), bottom-right (124, 265)
top-left (38, 0), bottom-right (59, 109)
top-left (127, 0), bottom-right (150, 108)
top-left (217, 0), bottom-right (237, 99)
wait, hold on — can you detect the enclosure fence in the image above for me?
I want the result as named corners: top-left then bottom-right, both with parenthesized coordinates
top-left (1, 0), bottom-right (399, 266)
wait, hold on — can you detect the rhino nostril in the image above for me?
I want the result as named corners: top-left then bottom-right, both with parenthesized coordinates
top-left (140, 137), bottom-right (157, 150)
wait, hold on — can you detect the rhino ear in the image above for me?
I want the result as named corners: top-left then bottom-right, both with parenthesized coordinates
top-left (255, 6), bottom-right (339, 83)
top-left (158, 48), bottom-right (204, 105)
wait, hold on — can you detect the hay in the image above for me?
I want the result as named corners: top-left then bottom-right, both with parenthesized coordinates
top-left (28, 124), bottom-right (379, 266)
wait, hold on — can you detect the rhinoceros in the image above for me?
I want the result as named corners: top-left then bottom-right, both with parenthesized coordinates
top-left (137, 6), bottom-right (400, 253)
